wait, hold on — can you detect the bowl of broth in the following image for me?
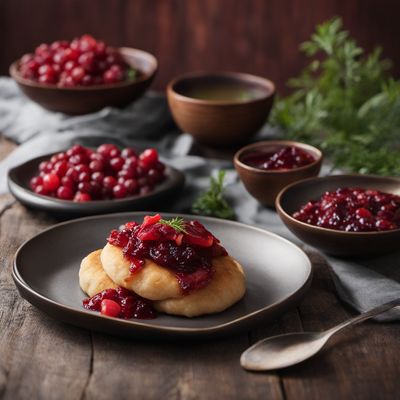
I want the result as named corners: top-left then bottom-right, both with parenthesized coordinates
top-left (167, 72), bottom-right (275, 147)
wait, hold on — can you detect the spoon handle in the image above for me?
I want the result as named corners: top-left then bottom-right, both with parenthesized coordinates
top-left (327, 298), bottom-right (400, 335)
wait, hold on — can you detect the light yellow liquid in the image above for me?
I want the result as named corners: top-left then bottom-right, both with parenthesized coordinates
top-left (185, 84), bottom-right (264, 102)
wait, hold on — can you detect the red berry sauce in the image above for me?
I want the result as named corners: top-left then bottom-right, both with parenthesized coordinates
top-left (108, 214), bottom-right (228, 294)
top-left (29, 144), bottom-right (166, 201)
top-left (18, 34), bottom-right (135, 87)
top-left (241, 146), bottom-right (316, 171)
top-left (83, 287), bottom-right (156, 319)
top-left (293, 187), bottom-right (400, 232)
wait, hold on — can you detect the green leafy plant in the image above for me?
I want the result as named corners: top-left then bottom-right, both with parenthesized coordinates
top-left (159, 217), bottom-right (187, 233)
top-left (271, 17), bottom-right (400, 176)
top-left (192, 170), bottom-right (235, 219)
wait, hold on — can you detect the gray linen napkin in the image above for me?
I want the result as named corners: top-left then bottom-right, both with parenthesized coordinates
top-left (1, 77), bottom-right (399, 320)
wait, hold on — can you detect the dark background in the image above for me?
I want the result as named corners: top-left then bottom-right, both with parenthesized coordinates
top-left (1, 0), bottom-right (399, 93)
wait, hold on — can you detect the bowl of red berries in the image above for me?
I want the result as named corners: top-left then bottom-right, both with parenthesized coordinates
top-left (9, 35), bottom-right (157, 114)
top-left (276, 174), bottom-right (400, 256)
top-left (7, 143), bottom-right (185, 217)
top-left (234, 140), bottom-right (322, 207)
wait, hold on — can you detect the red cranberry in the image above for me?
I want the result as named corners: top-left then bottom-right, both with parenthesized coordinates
top-left (74, 192), bottom-right (92, 202)
top-left (100, 299), bottom-right (121, 317)
top-left (30, 176), bottom-right (43, 189)
top-left (78, 172), bottom-right (91, 183)
top-left (103, 176), bottom-right (117, 189)
top-left (97, 144), bottom-right (119, 158)
top-left (42, 173), bottom-right (60, 192)
top-left (91, 171), bottom-right (104, 184)
top-left (75, 164), bottom-right (90, 175)
top-left (121, 148), bottom-right (137, 158)
top-left (78, 182), bottom-right (92, 193)
top-left (124, 179), bottom-right (138, 194)
top-left (53, 161), bottom-right (68, 176)
top-left (89, 160), bottom-right (104, 172)
top-left (61, 176), bottom-right (74, 188)
top-left (139, 148), bottom-right (158, 168)
top-left (113, 184), bottom-right (127, 199)
top-left (110, 157), bottom-right (124, 171)
top-left (34, 185), bottom-right (48, 195)
top-left (57, 186), bottom-right (74, 200)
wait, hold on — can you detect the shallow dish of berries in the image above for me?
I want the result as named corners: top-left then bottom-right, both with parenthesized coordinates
top-left (276, 174), bottom-right (400, 256)
top-left (13, 212), bottom-right (312, 339)
top-left (8, 145), bottom-right (185, 217)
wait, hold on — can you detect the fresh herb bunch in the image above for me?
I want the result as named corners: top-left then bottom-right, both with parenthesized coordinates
top-left (159, 217), bottom-right (187, 233)
top-left (271, 17), bottom-right (400, 176)
top-left (192, 170), bottom-right (235, 219)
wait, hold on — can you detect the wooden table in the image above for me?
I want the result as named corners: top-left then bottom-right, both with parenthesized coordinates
top-left (0, 138), bottom-right (399, 400)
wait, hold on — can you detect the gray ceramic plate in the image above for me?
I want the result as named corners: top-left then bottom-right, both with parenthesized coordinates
top-left (13, 212), bottom-right (312, 339)
top-left (8, 154), bottom-right (185, 217)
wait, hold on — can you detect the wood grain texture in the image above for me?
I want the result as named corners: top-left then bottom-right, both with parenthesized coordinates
top-left (1, 0), bottom-right (400, 93)
top-left (0, 138), bottom-right (399, 399)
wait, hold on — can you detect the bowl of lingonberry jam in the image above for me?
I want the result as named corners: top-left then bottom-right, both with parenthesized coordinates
top-left (7, 144), bottom-right (185, 217)
top-left (9, 35), bottom-right (157, 114)
top-left (276, 174), bottom-right (400, 256)
top-left (234, 140), bottom-right (322, 207)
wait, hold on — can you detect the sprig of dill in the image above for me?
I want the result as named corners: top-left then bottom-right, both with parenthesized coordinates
top-left (159, 217), bottom-right (187, 233)
top-left (192, 170), bottom-right (235, 219)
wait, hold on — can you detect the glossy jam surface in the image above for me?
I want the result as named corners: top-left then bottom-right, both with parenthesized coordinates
top-left (242, 146), bottom-right (316, 171)
top-left (18, 34), bottom-right (135, 86)
top-left (108, 215), bottom-right (228, 293)
top-left (293, 187), bottom-right (400, 232)
top-left (29, 144), bottom-right (165, 201)
top-left (83, 287), bottom-right (156, 319)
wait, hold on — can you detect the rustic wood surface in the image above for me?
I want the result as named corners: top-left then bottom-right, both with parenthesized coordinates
top-left (0, 137), bottom-right (399, 400)
top-left (1, 0), bottom-right (400, 93)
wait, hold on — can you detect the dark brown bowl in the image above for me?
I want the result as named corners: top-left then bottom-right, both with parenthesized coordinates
top-left (167, 72), bottom-right (275, 147)
top-left (9, 47), bottom-right (158, 115)
top-left (276, 174), bottom-right (400, 256)
top-left (234, 140), bottom-right (322, 207)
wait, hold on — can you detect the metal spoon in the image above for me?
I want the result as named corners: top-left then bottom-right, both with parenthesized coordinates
top-left (241, 298), bottom-right (400, 371)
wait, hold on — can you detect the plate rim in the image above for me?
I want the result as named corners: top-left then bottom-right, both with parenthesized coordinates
top-left (13, 211), bottom-right (313, 334)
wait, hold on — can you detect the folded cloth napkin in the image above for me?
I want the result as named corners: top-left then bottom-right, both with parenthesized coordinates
top-left (0, 77), bottom-right (399, 321)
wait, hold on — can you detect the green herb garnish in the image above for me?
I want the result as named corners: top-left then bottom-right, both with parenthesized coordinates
top-left (159, 217), bottom-right (187, 233)
top-left (271, 17), bottom-right (400, 176)
top-left (192, 170), bottom-right (235, 219)
top-left (127, 68), bottom-right (137, 81)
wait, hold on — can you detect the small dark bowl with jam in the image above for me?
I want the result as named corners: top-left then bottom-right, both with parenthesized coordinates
top-left (276, 174), bottom-right (400, 256)
top-left (234, 140), bottom-right (322, 207)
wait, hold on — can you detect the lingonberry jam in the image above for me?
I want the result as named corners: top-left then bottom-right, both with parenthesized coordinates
top-left (108, 214), bottom-right (228, 294)
top-left (83, 287), bottom-right (156, 319)
top-left (293, 187), bottom-right (400, 232)
top-left (241, 146), bottom-right (316, 171)
top-left (29, 144), bottom-right (165, 201)
top-left (18, 34), bottom-right (135, 86)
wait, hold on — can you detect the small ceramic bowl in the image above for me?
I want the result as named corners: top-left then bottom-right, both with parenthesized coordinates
top-left (167, 72), bottom-right (275, 147)
top-left (9, 47), bottom-right (157, 115)
top-left (234, 140), bottom-right (322, 207)
top-left (276, 174), bottom-right (400, 256)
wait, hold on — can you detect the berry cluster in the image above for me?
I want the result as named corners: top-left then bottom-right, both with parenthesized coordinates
top-left (83, 287), bottom-right (155, 319)
top-left (29, 144), bottom-right (165, 202)
top-left (293, 187), bottom-right (400, 232)
top-left (18, 34), bottom-right (134, 86)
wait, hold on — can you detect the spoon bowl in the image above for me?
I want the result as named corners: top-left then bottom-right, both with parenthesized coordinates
top-left (241, 332), bottom-right (329, 371)
top-left (241, 298), bottom-right (400, 371)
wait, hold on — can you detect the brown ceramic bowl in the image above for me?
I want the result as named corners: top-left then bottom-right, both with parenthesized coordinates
top-left (234, 140), bottom-right (322, 207)
top-left (167, 72), bottom-right (275, 147)
top-left (9, 47), bottom-right (157, 115)
top-left (276, 174), bottom-right (400, 256)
